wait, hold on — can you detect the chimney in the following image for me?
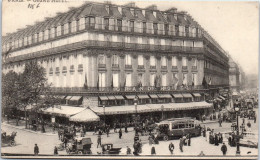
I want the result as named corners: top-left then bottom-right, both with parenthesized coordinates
top-left (124, 2), bottom-right (135, 7)
top-left (166, 7), bottom-right (177, 13)
top-left (105, 5), bottom-right (110, 14)
top-left (146, 5), bottom-right (157, 10)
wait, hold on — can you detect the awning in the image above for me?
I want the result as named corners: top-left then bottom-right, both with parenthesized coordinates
top-left (157, 94), bottom-right (172, 98)
top-left (114, 95), bottom-right (125, 100)
top-left (69, 109), bottom-right (100, 122)
top-left (99, 96), bottom-right (109, 101)
top-left (192, 93), bottom-right (201, 97)
top-left (55, 95), bottom-right (66, 99)
top-left (65, 96), bottom-right (73, 100)
top-left (137, 94), bottom-right (150, 99)
top-left (70, 96), bottom-right (82, 101)
top-left (91, 105), bottom-right (152, 115)
top-left (125, 95), bottom-right (136, 99)
top-left (172, 94), bottom-right (183, 98)
top-left (149, 94), bottom-right (158, 99)
top-left (219, 96), bottom-right (225, 100)
top-left (107, 96), bottom-right (116, 100)
top-left (182, 93), bottom-right (193, 98)
top-left (42, 106), bottom-right (86, 117)
top-left (216, 98), bottom-right (222, 101)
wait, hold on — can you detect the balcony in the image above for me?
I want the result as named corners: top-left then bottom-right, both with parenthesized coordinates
top-left (4, 40), bottom-right (204, 64)
top-left (50, 85), bottom-right (207, 93)
top-left (161, 66), bottom-right (167, 70)
top-left (191, 66), bottom-right (197, 72)
top-left (182, 66), bottom-right (188, 71)
top-left (125, 64), bottom-right (132, 70)
top-left (137, 65), bottom-right (144, 69)
top-left (150, 66), bottom-right (156, 70)
top-left (112, 64), bottom-right (119, 68)
top-left (98, 64), bottom-right (106, 68)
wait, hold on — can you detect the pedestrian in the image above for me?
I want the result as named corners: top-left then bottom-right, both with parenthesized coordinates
top-left (151, 145), bottom-right (156, 155)
top-left (97, 134), bottom-right (102, 148)
top-left (148, 134), bottom-right (153, 145)
top-left (179, 138), bottom-right (184, 152)
top-left (219, 118), bottom-right (222, 127)
top-left (98, 129), bottom-right (102, 135)
top-left (34, 144), bottom-right (39, 156)
top-left (114, 123), bottom-right (117, 133)
top-left (106, 127), bottom-right (109, 137)
top-left (221, 143), bottom-right (227, 155)
top-left (126, 146), bottom-right (131, 155)
top-left (63, 137), bottom-right (68, 148)
top-left (119, 128), bottom-right (122, 139)
top-left (54, 146), bottom-right (58, 155)
top-left (125, 123), bottom-right (128, 133)
top-left (198, 151), bottom-right (205, 156)
top-left (188, 134), bottom-right (191, 146)
top-left (168, 142), bottom-right (174, 154)
top-left (134, 133), bottom-right (139, 142)
top-left (214, 133), bottom-right (219, 146)
top-left (247, 121), bottom-right (252, 132)
top-left (93, 126), bottom-right (97, 135)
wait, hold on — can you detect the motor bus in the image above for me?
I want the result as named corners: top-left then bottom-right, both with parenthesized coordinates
top-left (155, 118), bottom-right (201, 141)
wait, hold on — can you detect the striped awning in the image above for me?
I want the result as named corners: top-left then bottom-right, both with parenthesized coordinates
top-left (65, 96), bottom-right (73, 100)
top-left (182, 93), bottom-right (193, 98)
top-left (157, 94), bottom-right (172, 98)
top-left (99, 96), bottom-right (109, 101)
top-left (70, 96), bottom-right (82, 101)
top-left (137, 94), bottom-right (150, 99)
top-left (149, 94), bottom-right (158, 99)
top-left (192, 93), bottom-right (201, 97)
top-left (114, 95), bottom-right (125, 100)
top-left (69, 109), bottom-right (100, 122)
top-left (125, 95), bottom-right (136, 99)
top-left (42, 106), bottom-right (85, 117)
top-left (107, 96), bottom-right (116, 100)
top-left (172, 94), bottom-right (183, 98)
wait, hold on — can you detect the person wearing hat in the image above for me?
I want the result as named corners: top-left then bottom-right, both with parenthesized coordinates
top-left (151, 144), bottom-right (156, 155)
top-left (34, 144), bottom-right (39, 156)
top-left (221, 143), bottom-right (227, 155)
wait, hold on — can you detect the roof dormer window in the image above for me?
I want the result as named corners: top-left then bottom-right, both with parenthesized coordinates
top-left (118, 7), bottom-right (122, 14)
top-left (130, 8), bottom-right (134, 16)
top-left (153, 11), bottom-right (156, 17)
top-left (106, 5), bottom-right (110, 14)
top-left (142, 10), bottom-right (145, 16)
top-left (174, 14), bottom-right (178, 20)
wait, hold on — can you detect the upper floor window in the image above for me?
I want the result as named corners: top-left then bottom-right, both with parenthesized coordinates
top-left (50, 28), bottom-right (55, 38)
top-left (71, 20), bottom-right (77, 32)
top-left (57, 26), bottom-right (61, 36)
top-left (161, 56), bottom-right (167, 67)
top-left (192, 58), bottom-right (197, 66)
top-left (126, 73), bottom-right (132, 87)
top-left (150, 74), bottom-right (155, 86)
top-left (112, 54), bottom-right (119, 65)
top-left (150, 56), bottom-right (156, 66)
top-left (153, 23), bottom-right (158, 34)
top-left (138, 55), bottom-right (144, 66)
top-left (117, 19), bottom-right (122, 31)
top-left (79, 17), bottom-right (85, 30)
top-left (164, 24), bottom-right (169, 35)
top-left (64, 23), bottom-right (69, 34)
top-left (98, 72), bottom-right (106, 87)
top-left (39, 32), bottom-right (43, 41)
top-left (23, 37), bottom-right (28, 46)
top-left (130, 21), bottom-right (134, 32)
top-left (104, 18), bottom-right (109, 30)
top-left (182, 57), bottom-right (187, 66)
top-left (172, 56), bottom-right (177, 66)
top-left (98, 55), bottom-right (106, 65)
top-left (143, 22), bottom-right (147, 33)
top-left (44, 29), bottom-right (49, 40)
top-left (125, 54), bottom-right (132, 65)
top-left (162, 74), bottom-right (167, 86)
top-left (175, 25), bottom-right (179, 35)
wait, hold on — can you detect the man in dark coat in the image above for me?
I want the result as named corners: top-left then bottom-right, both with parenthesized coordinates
top-left (221, 143), bottom-right (227, 155)
top-left (125, 123), bottom-right (128, 133)
top-left (169, 142), bottom-right (174, 154)
top-left (54, 146), bottom-right (58, 155)
top-left (151, 145), bottom-right (156, 155)
top-left (119, 129), bottom-right (122, 139)
top-left (187, 134), bottom-right (191, 146)
top-left (97, 134), bottom-right (102, 148)
top-left (34, 144), bottom-right (39, 156)
top-left (214, 134), bottom-right (219, 146)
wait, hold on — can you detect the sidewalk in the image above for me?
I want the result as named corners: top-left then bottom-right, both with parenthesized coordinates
top-left (1, 120), bottom-right (56, 136)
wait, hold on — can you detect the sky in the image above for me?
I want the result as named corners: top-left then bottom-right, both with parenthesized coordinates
top-left (2, 0), bottom-right (259, 75)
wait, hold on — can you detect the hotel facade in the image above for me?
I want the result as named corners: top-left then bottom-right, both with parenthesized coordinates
top-left (2, 2), bottom-right (229, 124)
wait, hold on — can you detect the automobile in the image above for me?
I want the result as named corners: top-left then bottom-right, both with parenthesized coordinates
top-left (1, 131), bottom-right (17, 147)
top-left (100, 144), bottom-right (121, 155)
top-left (155, 118), bottom-right (201, 141)
top-left (66, 137), bottom-right (92, 154)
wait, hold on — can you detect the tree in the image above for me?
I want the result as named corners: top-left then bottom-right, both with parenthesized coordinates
top-left (2, 71), bottom-right (20, 125)
top-left (18, 61), bottom-right (55, 131)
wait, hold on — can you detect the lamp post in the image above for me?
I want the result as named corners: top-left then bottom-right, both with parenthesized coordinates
top-left (161, 105), bottom-right (164, 120)
top-left (134, 96), bottom-right (138, 127)
top-left (103, 105), bottom-right (106, 125)
top-left (234, 105), bottom-right (240, 155)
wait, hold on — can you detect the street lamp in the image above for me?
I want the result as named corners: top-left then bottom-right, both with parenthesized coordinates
top-left (161, 105), bottom-right (164, 120)
top-left (234, 105), bottom-right (240, 155)
top-left (103, 105), bottom-right (106, 125)
top-left (134, 96), bottom-right (138, 126)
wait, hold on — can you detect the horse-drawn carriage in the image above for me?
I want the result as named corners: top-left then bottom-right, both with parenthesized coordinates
top-left (66, 137), bottom-right (92, 155)
top-left (1, 131), bottom-right (17, 147)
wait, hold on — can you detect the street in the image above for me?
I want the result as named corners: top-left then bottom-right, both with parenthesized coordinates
top-left (1, 108), bottom-right (258, 156)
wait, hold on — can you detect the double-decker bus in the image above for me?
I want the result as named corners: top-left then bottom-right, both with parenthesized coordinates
top-left (155, 118), bottom-right (201, 141)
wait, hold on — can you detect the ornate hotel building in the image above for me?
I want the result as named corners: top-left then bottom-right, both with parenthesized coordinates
top-left (2, 2), bottom-right (229, 123)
